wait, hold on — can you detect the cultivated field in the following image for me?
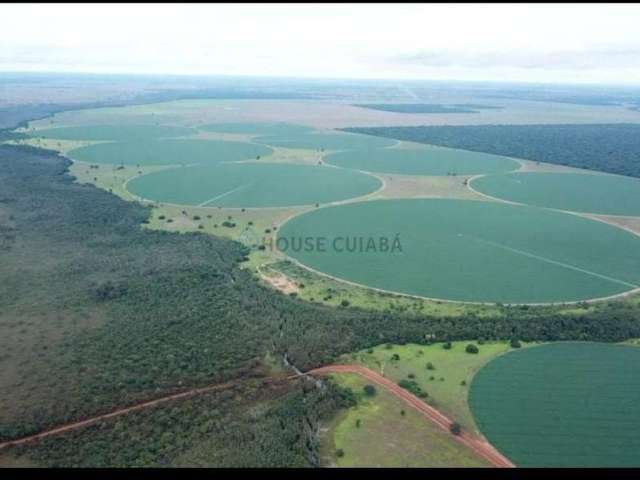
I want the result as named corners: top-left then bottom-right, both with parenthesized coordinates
top-left (470, 342), bottom-right (640, 467)
top-left (471, 171), bottom-right (640, 216)
top-left (324, 145), bottom-right (519, 176)
top-left (127, 162), bottom-right (382, 208)
top-left (278, 198), bottom-right (640, 304)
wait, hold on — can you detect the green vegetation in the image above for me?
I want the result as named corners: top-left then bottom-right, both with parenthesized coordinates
top-left (255, 132), bottom-right (396, 151)
top-left (6, 378), bottom-right (347, 467)
top-left (200, 122), bottom-right (314, 136)
top-left (346, 341), bottom-right (516, 433)
top-left (28, 124), bottom-right (196, 141)
top-left (324, 145), bottom-right (519, 176)
top-left (278, 199), bottom-right (640, 303)
top-left (472, 171), bottom-right (640, 216)
top-left (321, 373), bottom-right (489, 467)
top-left (344, 124), bottom-right (640, 178)
top-left (68, 138), bottom-right (273, 166)
top-left (470, 342), bottom-right (640, 467)
top-left (127, 162), bottom-right (381, 207)
top-left (0, 144), bottom-right (385, 448)
top-left (353, 103), bottom-right (500, 114)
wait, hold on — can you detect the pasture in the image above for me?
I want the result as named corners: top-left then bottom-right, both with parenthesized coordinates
top-left (277, 199), bottom-right (640, 304)
top-left (321, 373), bottom-right (490, 467)
top-left (127, 162), bottom-right (382, 208)
top-left (345, 341), bottom-right (516, 434)
top-left (470, 342), bottom-right (640, 467)
top-left (471, 171), bottom-right (640, 216)
top-left (324, 146), bottom-right (519, 176)
top-left (68, 139), bottom-right (273, 166)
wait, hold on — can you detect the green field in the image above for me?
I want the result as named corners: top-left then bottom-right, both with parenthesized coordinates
top-left (68, 139), bottom-right (273, 166)
top-left (200, 122), bottom-right (314, 136)
top-left (127, 163), bottom-right (382, 207)
top-left (471, 171), bottom-right (640, 216)
top-left (470, 342), bottom-right (640, 467)
top-left (28, 124), bottom-right (195, 141)
top-left (345, 341), bottom-right (517, 434)
top-left (322, 373), bottom-right (490, 467)
top-left (324, 146), bottom-right (520, 176)
top-left (255, 132), bottom-right (397, 151)
top-left (278, 199), bottom-right (640, 303)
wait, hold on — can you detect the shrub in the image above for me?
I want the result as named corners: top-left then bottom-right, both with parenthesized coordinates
top-left (465, 344), bottom-right (479, 354)
top-left (450, 422), bottom-right (462, 435)
top-left (426, 362), bottom-right (435, 371)
top-left (510, 338), bottom-right (522, 348)
top-left (363, 385), bottom-right (376, 397)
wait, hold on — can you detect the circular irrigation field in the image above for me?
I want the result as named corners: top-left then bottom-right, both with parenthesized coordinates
top-left (28, 124), bottom-right (196, 141)
top-left (201, 122), bottom-right (314, 136)
top-left (255, 131), bottom-right (397, 151)
top-left (324, 146), bottom-right (520, 176)
top-left (127, 163), bottom-right (382, 208)
top-left (68, 139), bottom-right (273, 166)
top-left (471, 171), bottom-right (640, 216)
top-left (277, 199), bottom-right (640, 304)
top-left (470, 342), bottom-right (640, 467)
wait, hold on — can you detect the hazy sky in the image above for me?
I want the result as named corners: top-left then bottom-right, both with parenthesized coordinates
top-left (2, 3), bottom-right (640, 84)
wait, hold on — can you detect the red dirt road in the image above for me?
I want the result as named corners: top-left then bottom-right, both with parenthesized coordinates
top-left (0, 381), bottom-right (238, 451)
top-left (309, 364), bottom-right (515, 468)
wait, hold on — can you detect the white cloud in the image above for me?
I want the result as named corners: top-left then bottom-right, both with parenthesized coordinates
top-left (1, 3), bottom-right (640, 84)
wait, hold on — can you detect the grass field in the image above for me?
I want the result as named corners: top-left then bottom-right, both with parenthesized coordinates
top-left (27, 124), bottom-right (195, 141)
top-left (470, 342), bottom-right (640, 467)
top-left (343, 341), bottom-right (519, 434)
top-left (471, 171), bottom-right (640, 216)
top-left (68, 138), bottom-right (273, 166)
top-left (255, 131), bottom-right (397, 151)
top-left (127, 162), bottom-right (381, 208)
top-left (278, 198), bottom-right (640, 304)
top-left (320, 373), bottom-right (490, 467)
top-left (324, 145), bottom-right (520, 176)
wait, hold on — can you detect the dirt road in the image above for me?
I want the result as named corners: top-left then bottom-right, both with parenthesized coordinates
top-left (309, 364), bottom-right (515, 468)
top-left (0, 380), bottom-right (244, 451)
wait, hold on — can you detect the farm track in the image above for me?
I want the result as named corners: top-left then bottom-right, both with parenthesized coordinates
top-left (0, 377), bottom-right (288, 451)
top-left (309, 364), bottom-right (515, 468)
top-left (1, 363), bottom-right (514, 468)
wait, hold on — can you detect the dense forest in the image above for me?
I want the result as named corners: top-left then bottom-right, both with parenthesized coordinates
top-left (344, 124), bottom-right (640, 178)
top-left (2, 141), bottom-right (640, 465)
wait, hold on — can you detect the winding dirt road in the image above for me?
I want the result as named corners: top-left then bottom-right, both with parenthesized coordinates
top-left (308, 364), bottom-right (515, 468)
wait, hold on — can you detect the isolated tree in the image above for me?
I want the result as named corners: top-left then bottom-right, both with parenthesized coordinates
top-left (450, 422), bottom-right (462, 436)
top-left (363, 385), bottom-right (376, 397)
top-left (465, 344), bottom-right (479, 354)
top-left (443, 341), bottom-right (452, 350)
top-left (335, 449), bottom-right (345, 458)
top-left (426, 362), bottom-right (435, 371)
